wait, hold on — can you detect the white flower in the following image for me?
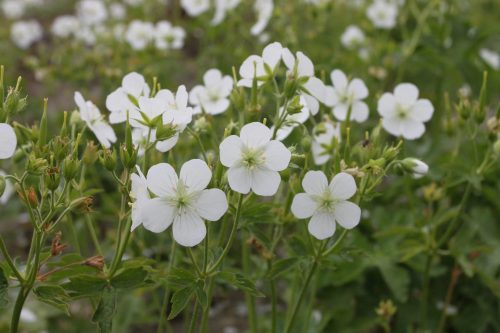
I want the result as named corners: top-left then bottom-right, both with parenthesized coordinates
top-left (366, 0), bottom-right (398, 29)
top-left (238, 42), bottom-right (283, 87)
top-left (0, 170), bottom-right (14, 205)
top-left (153, 86), bottom-right (193, 152)
top-left (125, 20), bottom-right (155, 50)
top-left (51, 15), bottom-right (80, 38)
top-left (74, 92), bottom-right (117, 148)
top-left (341, 25), bottom-right (365, 49)
top-left (109, 3), bottom-right (127, 20)
top-left (154, 21), bottom-right (186, 50)
top-left (106, 72), bottom-right (150, 124)
top-left (281, 48), bottom-right (328, 115)
top-left (291, 171), bottom-right (361, 240)
top-left (326, 69), bottom-right (369, 123)
top-left (10, 20), bottom-right (43, 49)
top-left (76, 0), bottom-right (108, 26)
top-left (312, 122), bottom-right (341, 165)
top-left (2, 0), bottom-right (25, 19)
top-left (130, 166), bottom-right (149, 231)
top-left (250, 0), bottom-right (273, 36)
top-left (181, 0), bottom-right (210, 17)
top-left (212, 0), bottom-right (241, 25)
top-left (479, 48), bottom-right (500, 70)
top-left (138, 159), bottom-right (228, 247)
top-left (378, 83), bottom-right (434, 140)
top-left (189, 69), bottom-right (233, 115)
top-left (0, 123), bottom-right (17, 159)
top-left (402, 158), bottom-right (428, 178)
top-left (272, 96), bottom-right (311, 141)
top-left (219, 122), bottom-right (291, 196)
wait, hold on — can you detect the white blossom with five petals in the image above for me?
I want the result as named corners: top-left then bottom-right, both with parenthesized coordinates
top-left (189, 69), bottom-right (233, 115)
top-left (326, 69), bottom-right (369, 123)
top-left (238, 42), bottom-right (283, 87)
top-left (106, 72), bottom-right (150, 124)
top-left (377, 83), bottom-right (434, 140)
top-left (138, 159), bottom-right (228, 247)
top-left (291, 171), bottom-right (361, 240)
top-left (219, 122), bottom-right (291, 196)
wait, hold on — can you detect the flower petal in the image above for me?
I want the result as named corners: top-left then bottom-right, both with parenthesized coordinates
top-left (140, 198), bottom-right (175, 233)
top-left (351, 101), bottom-right (369, 122)
top-left (348, 78), bottom-right (368, 100)
top-left (303, 77), bottom-right (326, 104)
top-left (251, 168), bottom-right (281, 196)
top-left (219, 135), bottom-right (243, 167)
top-left (262, 41), bottom-right (282, 69)
top-left (146, 163), bottom-right (178, 197)
top-left (333, 104), bottom-right (348, 121)
top-left (308, 212), bottom-right (336, 240)
top-left (394, 83), bottom-right (419, 105)
top-left (410, 99), bottom-right (434, 122)
top-left (180, 159), bottom-right (212, 191)
top-left (296, 51), bottom-right (314, 77)
top-left (227, 166), bottom-right (252, 194)
top-left (291, 193), bottom-right (317, 218)
top-left (172, 210), bottom-right (206, 247)
top-left (264, 141), bottom-right (291, 171)
top-left (400, 118), bottom-right (425, 140)
top-left (334, 200), bottom-right (361, 229)
top-left (240, 122), bottom-right (272, 148)
top-left (203, 69), bottom-right (222, 85)
top-left (331, 69), bottom-right (348, 91)
top-left (195, 188), bottom-right (228, 221)
top-left (302, 170), bottom-right (328, 195)
top-left (239, 55), bottom-right (263, 79)
top-left (329, 172), bottom-right (357, 200)
top-left (378, 93), bottom-right (397, 117)
top-left (381, 116), bottom-right (402, 136)
top-left (123, 72), bottom-right (148, 97)
top-left (0, 123), bottom-right (17, 159)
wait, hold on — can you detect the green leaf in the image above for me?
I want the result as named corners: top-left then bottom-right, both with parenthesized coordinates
top-left (0, 267), bottom-right (8, 308)
top-left (168, 285), bottom-right (196, 320)
top-left (92, 286), bottom-right (116, 333)
top-left (63, 275), bottom-right (108, 298)
top-left (267, 257), bottom-right (302, 279)
top-left (378, 262), bottom-right (410, 302)
top-left (33, 285), bottom-right (70, 315)
top-left (217, 271), bottom-right (264, 297)
top-left (166, 267), bottom-right (197, 287)
top-left (111, 267), bottom-right (148, 290)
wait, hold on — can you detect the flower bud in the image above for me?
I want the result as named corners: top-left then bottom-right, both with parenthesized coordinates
top-left (156, 123), bottom-right (178, 140)
top-left (486, 117), bottom-right (500, 134)
top-left (120, 144), bottom-right (137, 170)
top-left (301, 136), bottom-right (312, 150)
top-left (99, 149), bottom-right (117, 171)
top-left (382, 146), bottom-right (399, 162)
top-left (3, 89), bottom-right (27, 117)
top-left (70, 110), bottom-right (81, 126)
top-left (284, 76), bottom-right (299, 99)
top-left (26, 154), bottom-right (48, 174)
top-left (27, 187), bottom-right (38, 207)
top-left (423, 183), bottom-right (444, 202)
top-left (63, 156), bottom-right (80, 181)
top-left (456, 100), bottom-right (470, 120)
top-left (286, 96), bottom-right (303, 115)
top-left (82, 142), bottom-right (99, 165)
top-left (44, 167), bottom-right (61, 191)
top-left (401, 158), bottom-right (428, 178)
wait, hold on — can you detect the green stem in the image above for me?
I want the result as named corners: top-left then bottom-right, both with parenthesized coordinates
top-left (420, 254), bottom-right (432, 329)
top-left (187, 302), bottom-right (200, 333)
top-left (242, 231), bottom-right (257, 333)
top-left (0, 236), bottom-right (24, 283)
top-left (284, 260), bottom-right (318, 333)
top-left (10, 287), bottom-right (29, 333)
top-left (157, 241), bottom-right (177, 333)
top-left (207, 194), bottom-right (244, 274)
top-left (270, 279), bottom-right (277, 333)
